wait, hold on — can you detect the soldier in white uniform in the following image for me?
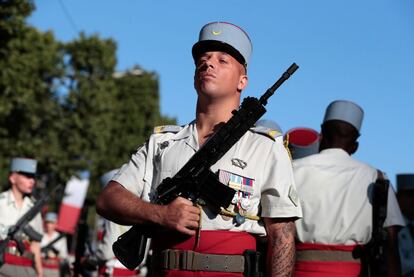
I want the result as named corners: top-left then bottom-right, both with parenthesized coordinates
top-left (293, 100), bottom-right (405, 276)
top-left (97, 21), bottom-right (302, 276)
top-left (0, 157), bottom-right (44, 277)
top-left (95, 169), bottom-right (141, 276)
top-left (396, 174), bottom-right (414, 277)
top-left (40, 212), bottom-right (68, 277)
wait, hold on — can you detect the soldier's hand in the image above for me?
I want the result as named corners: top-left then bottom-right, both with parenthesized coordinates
top-left (160, 197), bottom-right (200, 236)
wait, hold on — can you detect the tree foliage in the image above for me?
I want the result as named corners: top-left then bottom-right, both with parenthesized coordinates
top-left (0, 0), bottom-right (176, 201)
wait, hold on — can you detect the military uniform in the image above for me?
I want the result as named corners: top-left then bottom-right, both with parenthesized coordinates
top-left (40, 231), bottom-right (68, 259)
top-left (41, 212), bottom-right (68, 277)
top-left (113, 122), bottom-right (302, 275)
top-left (96, 169), bottom-right (141, 277)
top-left (294, 149), bottom-right (404, 244)
top-left (0, 190), bottom-right (43, 276)
top-left (293, 101), bottom-right (405, 276)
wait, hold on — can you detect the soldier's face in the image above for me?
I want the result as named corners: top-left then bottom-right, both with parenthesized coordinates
top-left (9, 172), bottom-right (36, 195)
top-left (194, 51), bottom-right (247, 99)
top-left (45, 221), bottom-right (57, 233)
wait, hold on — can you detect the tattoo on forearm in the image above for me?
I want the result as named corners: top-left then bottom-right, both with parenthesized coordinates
top-left (269, 221), bottom-right (296, 277)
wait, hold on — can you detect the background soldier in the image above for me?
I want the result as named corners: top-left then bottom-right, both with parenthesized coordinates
top-left (41, 212), bottom-right (68, 277)
top-left (0, 157), bottom-right (44, 276)
top-left (396, 174), bottom-right (414, 277)
top-left (292, 100), bottom-right (405, 276)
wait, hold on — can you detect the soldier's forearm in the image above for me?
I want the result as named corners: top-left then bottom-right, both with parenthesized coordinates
top-left (96, 181), bottom-right (165, 226)
top-left (31, 242), bottom-right (43, 277)
top-left (264, 218), bottom-right (296, 277)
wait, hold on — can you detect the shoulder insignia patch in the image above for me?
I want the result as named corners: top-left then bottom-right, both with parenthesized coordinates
top-left (288, 185), bottom-right (299, 207)
top-left (153, 125), bottom-right (182, 134)
top-left (250, 126), bottom-right (282, 140)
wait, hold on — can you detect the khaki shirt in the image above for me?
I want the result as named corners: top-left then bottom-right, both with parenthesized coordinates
top-left (113, 122), bottom-right (302, 236)
top-left (0, 189), bottom-right (43, 241)
top-left (40, 231), bottom-right (68, 259)
top-left (293, 148), bottom-right (405, 245)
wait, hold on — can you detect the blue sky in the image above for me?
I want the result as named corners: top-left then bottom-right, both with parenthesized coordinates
top-left (28, 0), bottom-right (414, 186)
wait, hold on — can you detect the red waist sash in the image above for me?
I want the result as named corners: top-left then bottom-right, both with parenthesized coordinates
top-left (98, 264), bottom-right (140, 276)
top-left (1, 240), bottom-right (34, 267)
top-left (42, 257), bottom-right (61, 269)
top-left (294, 243), bottom-right (362, 277)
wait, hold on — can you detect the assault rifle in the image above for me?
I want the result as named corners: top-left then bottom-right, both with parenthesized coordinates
top-left (112, 63), bottom-right (299, 270)
top-left (41, 232), bottom-right (65, 256)
top-left (0, 185), bottom-right (61, 267)
top-left (363, 171), bottom-right (389, 276)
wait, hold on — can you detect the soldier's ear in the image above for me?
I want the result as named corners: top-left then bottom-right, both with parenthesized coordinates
top-left (8, 173), bottom-right (16, 185)
top-left (237, 74), bottom-right (248, 92)
top-left (350, 141), bottom-right (359, 155)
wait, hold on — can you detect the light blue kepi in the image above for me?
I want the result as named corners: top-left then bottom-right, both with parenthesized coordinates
top-left (10, 157), bottom-right (37, 175)
top-left (323, 100), bottom-right (364, 133)
top-left (192, 22), bottom-right (252, 68)
top-left (44, 212), bottom-right (58, 223)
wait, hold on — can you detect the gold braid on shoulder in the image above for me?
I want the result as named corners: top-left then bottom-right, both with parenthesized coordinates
top-left (283, 133), bottom-right (293, 160)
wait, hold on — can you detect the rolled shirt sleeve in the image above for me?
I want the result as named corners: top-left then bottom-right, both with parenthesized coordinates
top-left (260, 136), bottom-right (302, 219)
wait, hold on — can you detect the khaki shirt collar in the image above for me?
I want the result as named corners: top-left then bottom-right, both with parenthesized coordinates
top-left (6, 189), bottom-right (32, 209)
top-left (172, 121), bottom-right (199, 152)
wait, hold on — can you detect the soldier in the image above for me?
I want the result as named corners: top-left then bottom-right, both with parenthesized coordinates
top-left (97, 21), bottom-right (302, 276)
top-left (284, 127), bottom-right (319, 160)
top-left (292, 100), bottom-right (405, 276)
top-left (396, 174), bottom-right (414, 277)
top-left (95, 169), bottom-right (141, 276)
top-left (40, 212), bottom-right (68, 277)
top-left (0, 157), bottom-right (44, 276)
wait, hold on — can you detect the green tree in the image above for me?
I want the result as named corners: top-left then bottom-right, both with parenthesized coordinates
top-left (0, 0), bottom-right (66, 185)
top-left (0, 0), bottom-right (34, 46)
top-left (108, 66), bottom-right (176, 170)
top-left (61, 33), bottom-right (118, 187)
top-left (0, 0), bottom-right (176, 202)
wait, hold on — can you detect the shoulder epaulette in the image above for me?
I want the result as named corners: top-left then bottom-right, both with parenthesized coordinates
top-left (283, 133), bottom-right (293, 160)
top-left (153, 125), bottom-right (183, 134)
top-left (250, 126), bottom-right (282, 140)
